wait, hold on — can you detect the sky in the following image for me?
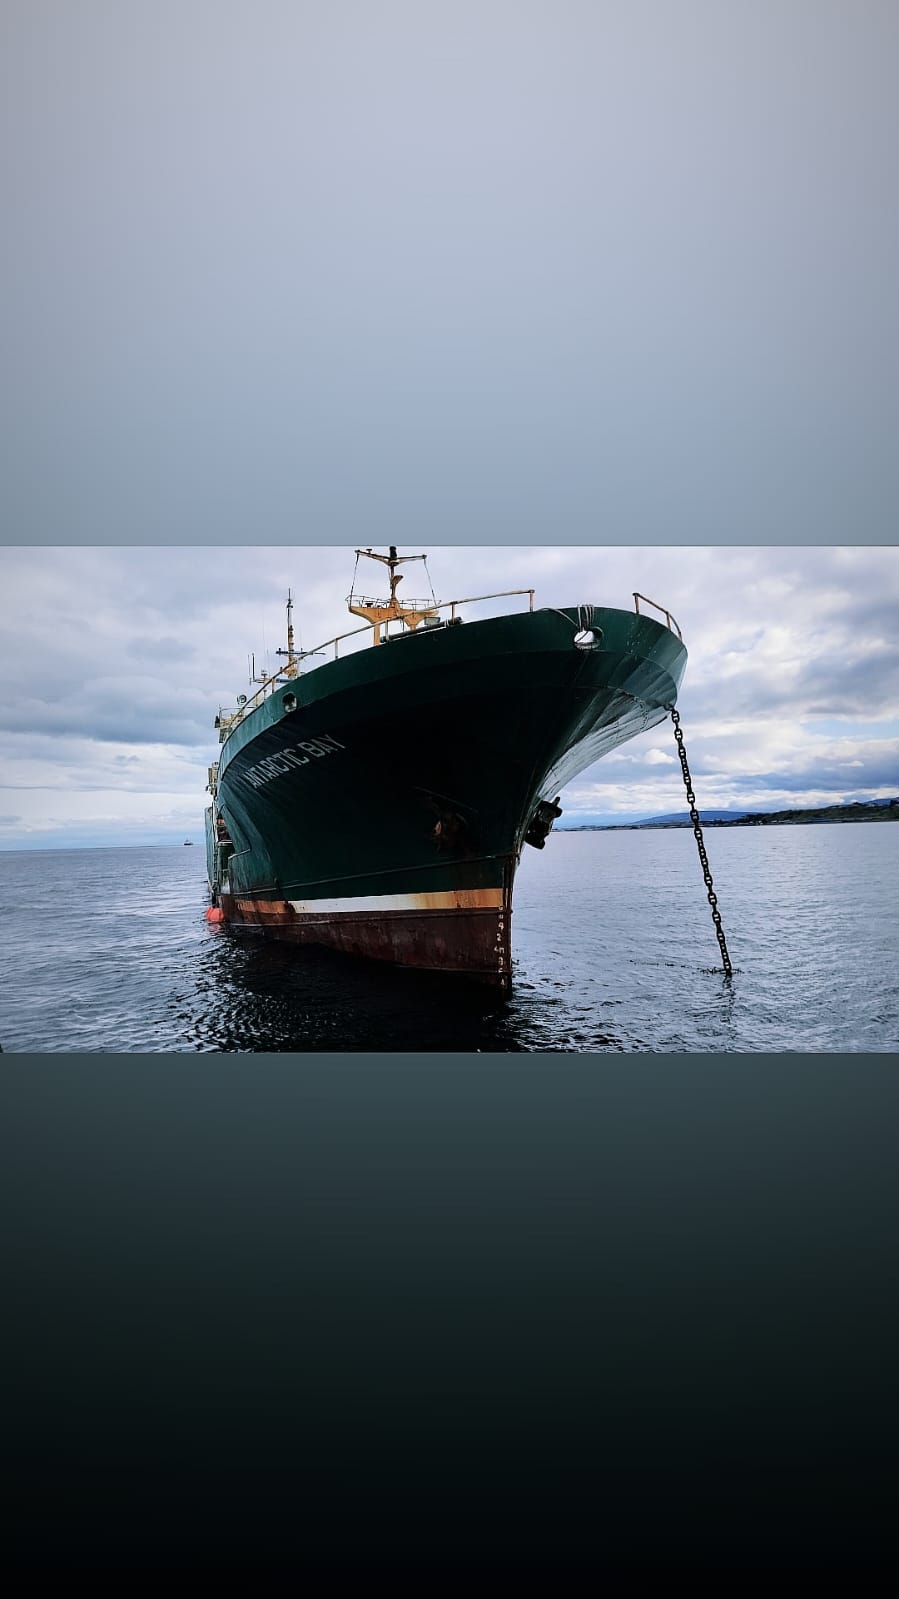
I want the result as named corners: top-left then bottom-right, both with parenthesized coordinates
top-left (0, 542), bottom-right (897, 847)
top-left (1, 4), bottom-right (897, 844)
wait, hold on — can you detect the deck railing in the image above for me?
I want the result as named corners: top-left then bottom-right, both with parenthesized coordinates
top-left (216, 587), bottom-right (536, 739)
top-left (633, 592), bottom-right (683, 640)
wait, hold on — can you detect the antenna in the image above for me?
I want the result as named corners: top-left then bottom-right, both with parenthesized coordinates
top-left (275, 588), bottom-right (297, 676)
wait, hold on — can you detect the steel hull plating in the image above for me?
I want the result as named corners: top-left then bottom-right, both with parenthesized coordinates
top-left (206, 605), bottom-right (687, 989)
top-left (213, 886), bottom-right (513, 987)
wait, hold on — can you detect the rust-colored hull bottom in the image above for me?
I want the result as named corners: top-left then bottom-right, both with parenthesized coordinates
top-left (217, 890), bottom-right (514, 992)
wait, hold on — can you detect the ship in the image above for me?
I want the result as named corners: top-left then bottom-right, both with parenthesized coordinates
top-left (204, 549), bottom-right (687, 991)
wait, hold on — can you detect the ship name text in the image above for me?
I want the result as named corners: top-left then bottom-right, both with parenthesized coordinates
top-left (242, 734), bottom-right (346, 789)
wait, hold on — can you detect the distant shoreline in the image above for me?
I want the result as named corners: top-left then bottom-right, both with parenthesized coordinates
top-left (564, 799), bottom-right (899, 832)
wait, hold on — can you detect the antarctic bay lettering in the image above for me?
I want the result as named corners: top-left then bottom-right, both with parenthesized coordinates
top-left (242, 734), bottom-right (346, 789)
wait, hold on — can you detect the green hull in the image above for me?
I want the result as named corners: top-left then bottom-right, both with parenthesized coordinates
top-left (206, 605), bottom-right (687, 987)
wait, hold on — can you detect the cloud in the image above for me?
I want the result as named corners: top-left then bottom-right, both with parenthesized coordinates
top-left (127, 637), bottom-right (196, 665)
top-left (1, 544), bottom-right (898, 843)
top-left (3, 0), bottom-right (898, 841)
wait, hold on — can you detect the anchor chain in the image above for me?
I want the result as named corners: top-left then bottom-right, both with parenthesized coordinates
top-left (670, 706), bottom-right (733, 978)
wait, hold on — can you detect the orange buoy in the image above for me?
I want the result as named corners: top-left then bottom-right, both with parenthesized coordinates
top-left (205, 906), bottom-right (225, 923)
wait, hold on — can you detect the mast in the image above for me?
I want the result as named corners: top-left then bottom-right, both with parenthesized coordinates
top-left (348, 547), bottom-right (438, 644)
top-left (275, 588), bottom-right (298, 677)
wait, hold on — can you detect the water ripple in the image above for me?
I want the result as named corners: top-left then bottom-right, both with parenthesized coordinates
top-left (1, 828), bottom-right (897, 1052)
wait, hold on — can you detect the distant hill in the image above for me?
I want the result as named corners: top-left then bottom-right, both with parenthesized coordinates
top-left (709, 798), bottom-right (899, 827)
top-left (572, 799), bottom-right (899, 831)
top-left (633, 809), bottom-right (750, 826)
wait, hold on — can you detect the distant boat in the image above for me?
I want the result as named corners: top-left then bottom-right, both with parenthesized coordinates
top-left (183, 839), bottom-right (194, 846)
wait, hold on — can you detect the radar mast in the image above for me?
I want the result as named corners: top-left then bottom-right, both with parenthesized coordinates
top-left (348, 547), bottom-right (439, 644)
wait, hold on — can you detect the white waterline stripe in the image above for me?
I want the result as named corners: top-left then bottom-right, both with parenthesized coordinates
top-left (287, 888), bottom-right (503, 915)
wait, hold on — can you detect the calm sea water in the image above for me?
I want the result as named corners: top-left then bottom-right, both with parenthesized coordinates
top-left (1, 823), bottom-right (896, 1052)
top-left (4, 829), bottom-right (899, 1571)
